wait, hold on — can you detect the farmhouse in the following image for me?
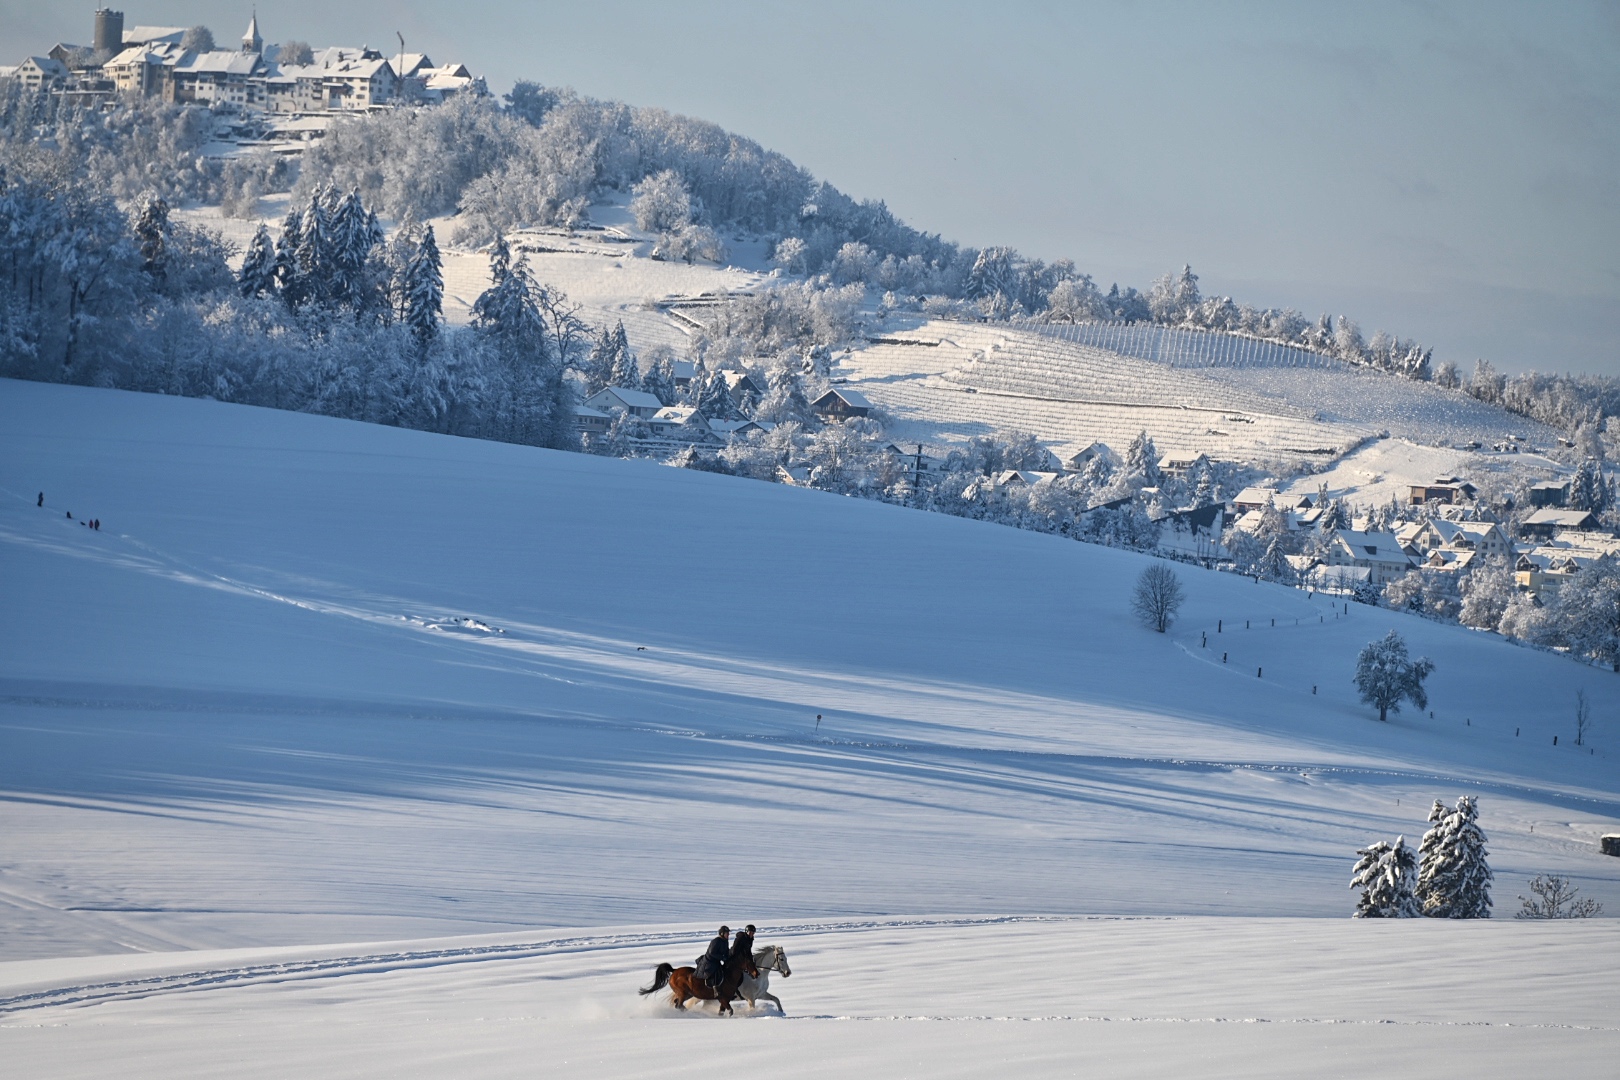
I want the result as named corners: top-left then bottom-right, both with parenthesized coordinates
top-left (1232, 487), bottom-right (1312, 514)
top-left (812, 387), bottom-right (873, 420)
top-left (1528, 480), bottom-right (1570, 508)
top-left (1407, 477), bottom-right (1476, 505)
top-left (1521, 508), bottom-right (1599, 540)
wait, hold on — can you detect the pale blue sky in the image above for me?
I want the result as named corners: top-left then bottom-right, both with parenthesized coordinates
top-left (8, 1), bottom-right (1619, 375)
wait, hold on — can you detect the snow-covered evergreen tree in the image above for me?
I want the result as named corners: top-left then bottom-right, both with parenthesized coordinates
top-left (133, 193), bottom-right (169, 283)
top-left (1258, 536), bottom-right (1293, 583)
top-left (605, 322), bottom-right (640, 388)
top-left (1417, 796), bottom-right (1493, 918)
top-left (238, 224), bottom-right (277, 299)
top-left (583, 323), bottom-right (627, 395)
top-left (1353, 630), bottom-right (1434, 722)
top-left (404, 224), bottom-right (443, 347)
top-left (1124, 430), bottom-right (1161, 486)
top-left (326, 187), bottom-right (383, 312)
top-left (1350, 835), bottom-right (1420, 918)
top-left (295, 188), bottom-right (333, 305)
top-left (639, 348), bottom-right (679, 406)
top-left (272, 209), bottom-right (302, 306)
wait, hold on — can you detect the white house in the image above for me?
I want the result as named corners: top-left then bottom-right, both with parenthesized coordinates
top-left (1324, 530), bottom-right (1414, 584)
top-left (583, 386), bottom-right (663, 419)
top-left (14, 56), bottom-right (69, 92)
top-left (647, 406), bottom-right (714, 439)
top-left (995, 470), bottom-right (1060, 488)
top-left (1063, 442), bottom-right (1113, 472)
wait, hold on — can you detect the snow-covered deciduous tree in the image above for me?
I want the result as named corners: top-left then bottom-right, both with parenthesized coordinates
top-left (630, 169), bottom-right (695, 234)
top-left (1515, 874), bottom-right (1602, 919)
top-left (1549, 556), bottom-right (1620, 671)
top-left (1354, 630), bottom-right (1434, 722)
top-left (1130, 564), bottom-right (1185, 633)
top-left (1417, 796), bottom-right (1493, 919)
top-left (180, 25), bottom-right (215, 52)
top-left (770, 237), bottom-right (807, 276)
top-left (1147, 265), bottom-right (1200, 324)
top-left (404, 224), bottom-right (443, 347)
top-left (1458, 561), bottom-right (1516, 630)
top-left (1350, 836), bottom-right (1420, 918)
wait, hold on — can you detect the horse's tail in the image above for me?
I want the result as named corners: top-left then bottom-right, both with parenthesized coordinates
top-left (639, 962), bottom-right (674, 996)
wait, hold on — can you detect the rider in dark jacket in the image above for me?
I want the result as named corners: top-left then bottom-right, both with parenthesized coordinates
top-left (696, 925), bottom-right (730, 989)
top-left (730, 925), bottom-right (756, 971)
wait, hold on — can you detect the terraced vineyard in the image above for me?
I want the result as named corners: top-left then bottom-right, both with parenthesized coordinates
top-left (838, 321), bottom-right (1368, 460)
top-left (838, 319), bottom-right (1560, 461)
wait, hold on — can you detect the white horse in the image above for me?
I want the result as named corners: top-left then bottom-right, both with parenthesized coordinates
top-left (736, 944), bottom-right (791, 1014)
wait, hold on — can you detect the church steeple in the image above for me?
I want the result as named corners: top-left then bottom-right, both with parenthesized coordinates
top-left (242, 10), bottom-right (262, 54)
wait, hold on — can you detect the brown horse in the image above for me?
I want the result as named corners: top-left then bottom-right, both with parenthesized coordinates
top-left (639, 944), bottom-right (760, 1016)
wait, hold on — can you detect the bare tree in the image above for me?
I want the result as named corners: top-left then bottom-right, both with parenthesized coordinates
top-left (1131, 564), bottom-right (1185, 633)
top-left (1574, 688), bottom-right (1592, 747)
top-left (1515, 874), bottom-right (1603, 919)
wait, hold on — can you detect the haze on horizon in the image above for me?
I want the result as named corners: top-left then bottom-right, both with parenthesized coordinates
top-left (6, 0), bottom-right (1616, 378)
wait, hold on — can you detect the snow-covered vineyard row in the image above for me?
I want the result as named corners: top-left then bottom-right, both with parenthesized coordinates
top-left (1031, 320), bottom-right (1343, 371)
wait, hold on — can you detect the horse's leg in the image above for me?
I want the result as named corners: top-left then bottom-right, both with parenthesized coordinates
top-left (763, 990), bottom-right (784, 1014)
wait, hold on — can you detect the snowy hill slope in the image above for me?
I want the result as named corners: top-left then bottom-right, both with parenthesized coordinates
top-left (1, 377), bottom-right (1615, 957)
top-left (2, 379), bottom-right (1617, 1076)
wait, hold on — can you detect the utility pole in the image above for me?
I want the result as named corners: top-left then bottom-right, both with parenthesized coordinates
top-left (396, 31), bottom-right (406, 105)
top-left (912, 443), bottom-right (923, 506)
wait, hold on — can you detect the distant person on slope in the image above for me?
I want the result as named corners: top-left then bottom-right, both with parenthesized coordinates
top-left (695, 925), bottom-right (731, 991)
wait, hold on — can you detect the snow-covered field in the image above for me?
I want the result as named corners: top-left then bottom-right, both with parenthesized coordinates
top-left (3, 379), bottom-right (1614, 1075)
top-left (5, 918), bottom-right (1617, 1079)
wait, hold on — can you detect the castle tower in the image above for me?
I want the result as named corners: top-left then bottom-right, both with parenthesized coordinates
top-left (242, 11), bottom-right (262, 54)
top-left (93, 8), bottom-right (125, 53)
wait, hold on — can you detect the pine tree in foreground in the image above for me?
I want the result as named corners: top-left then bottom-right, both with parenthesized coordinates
top-left (1350, 835), bottom-right (1420, 918)
top-left (1416, 796), bottom-right (1492, 918)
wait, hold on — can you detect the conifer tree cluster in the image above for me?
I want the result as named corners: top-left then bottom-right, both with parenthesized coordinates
top-left (1351, 796), bottom-right (1492, 918)
top-left (247, 184), bottom-right (387, 315)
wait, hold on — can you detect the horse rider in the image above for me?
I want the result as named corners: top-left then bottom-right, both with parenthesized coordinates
top-left (731, 924), bottom-right (756, 967)
top-left (696, 925), bottom-right (731, 991)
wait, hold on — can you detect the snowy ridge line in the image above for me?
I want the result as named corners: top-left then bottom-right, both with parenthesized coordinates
top-left (0, 916), bottom-right (1100, 1016)
top-left (786, 1015), bottom-right (1619, 1031)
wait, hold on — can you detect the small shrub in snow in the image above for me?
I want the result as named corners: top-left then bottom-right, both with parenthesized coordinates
top-left (1349, 835), bottom-right (1420, 918)
top-left (1515, 874), bottom-right (1602, 919)
top-left (1131, 564), bottom-right (1185, 633)
top-left (1354, 631), bottom-right (1434, 722)
top-left (1417, 796), bottom-right (1492, 919)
